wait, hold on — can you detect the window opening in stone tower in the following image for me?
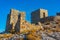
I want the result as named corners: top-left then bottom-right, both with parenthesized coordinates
top-left (43, 12), bottom-right (45, 18)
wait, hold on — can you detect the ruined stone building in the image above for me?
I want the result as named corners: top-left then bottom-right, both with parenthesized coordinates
top-left (31, 9), bottom-right (55, 24)
top-left (31, 9), bottom-right (48, 24)
top-left (6, 9), bottom-right (25, 33)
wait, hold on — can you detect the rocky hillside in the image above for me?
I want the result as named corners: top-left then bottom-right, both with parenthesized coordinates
top-left (20, 19), bottom-right (60, 40)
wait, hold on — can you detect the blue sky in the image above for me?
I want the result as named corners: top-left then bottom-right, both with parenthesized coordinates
top-left (0, 0), bottom-right (60, 32)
